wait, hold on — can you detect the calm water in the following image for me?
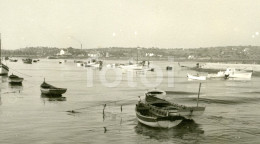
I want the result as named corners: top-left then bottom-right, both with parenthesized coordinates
top-left (1, 59), bottom-right (260, 144)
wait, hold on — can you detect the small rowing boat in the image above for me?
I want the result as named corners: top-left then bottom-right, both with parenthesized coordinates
top-left (0, 34), bottom-right (9, 75)
top-left (9, 58), bottom-right (18, 62)
top-left (8, 74), bottom-right (24, 84)
top-left (40, 79), bottom-right (67, 96)
top-left (135, 102), bottom-right (184, 128)
top-left (22, 58), bottom-right (32, 64)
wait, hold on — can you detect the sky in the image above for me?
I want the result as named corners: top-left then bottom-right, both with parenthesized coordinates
top-left (0, 0), bottom-right (260, 49)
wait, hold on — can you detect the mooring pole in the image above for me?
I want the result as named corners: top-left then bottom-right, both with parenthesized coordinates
top-left (197, 83), bottom-right (201, 107)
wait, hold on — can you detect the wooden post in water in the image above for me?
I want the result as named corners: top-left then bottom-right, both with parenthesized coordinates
top-left (197, 83), bottom-right (202, 107)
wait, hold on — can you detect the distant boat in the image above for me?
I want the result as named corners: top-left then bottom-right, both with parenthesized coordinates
top-left (0, 34), bottom-right (9, 75)
top-left (207, 68), bottom-right (252, 79)
top-left (187, 73), bottom-right (206, 80)
top-left (76, 61), bottom-right (84, 67)
top-left (40, 79), bottom-right (67, 96)
top-left (22, 58), bottom-right (32, 64)
top-left (135, 102), bottom-right (184, 128)
top-left (207, 71), bottom-right (225, 78)
top-left (33, 60), bottom-right (38, 63)
top-left (9, 58), bottom-right (18, 62)
top-left (8, 74), bottom-right (24, 84)
top-left (224, 68), bottom-right (252, 79)
top-left (166, 66), bottom-right (172, 70)
top-left (84, 59), bottom-right (103, 68)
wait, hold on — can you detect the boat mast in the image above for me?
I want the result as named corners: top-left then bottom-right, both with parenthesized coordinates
top-left (197, 83), bottom-right (201, 107)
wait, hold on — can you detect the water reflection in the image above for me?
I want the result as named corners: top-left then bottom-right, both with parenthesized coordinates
top-left (8, 83), bottom-right (23, 91)
top-left (41, 94), bottom-right (67, 103)
top-left (0, 75), bottom-right (8, 83)
top-left (134, 119), bottom-right (204, 141)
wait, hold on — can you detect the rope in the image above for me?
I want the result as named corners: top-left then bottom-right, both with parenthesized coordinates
top-left (8, 66), bottom-right (33, 77)
top-left (68, 95), bottom-right (142, 112)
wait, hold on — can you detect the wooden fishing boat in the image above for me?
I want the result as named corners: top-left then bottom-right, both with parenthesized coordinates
top-left (0, 34), bottom-right (9, 75)
top-left (187, 73), bottom-right (206, 80)
top-left (144, 84), bottom-right (205, 119)
top-left (40, 79), bottom-right (67, 96)
top-left (145, 96), bottom-right (205, 119)
top-left (135, 101), bottom-right (184, 128)
top-left (22, 58), bottom-right (32, 64)
top-left (8, 74), bottom-right (24, 84)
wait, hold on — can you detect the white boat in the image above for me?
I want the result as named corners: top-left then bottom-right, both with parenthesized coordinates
top-left (187, 73), bottom-right (206, 80)
top-left (207, 71), bottom-right (225, 78)
top-left (84, 59), bottom-right (103, 68)
top-left (145, 89), bottom-right (166, 99)
top-left (207, 68), bottom-right (252, 79)
top-left (0, 34), bottom-right (9, 75)
top-left (224, 68), bottom-right (252, 79)
top-left (120, 64), bottom-right (143, 71)
top-left (76, 62), bottom-right (84, 67)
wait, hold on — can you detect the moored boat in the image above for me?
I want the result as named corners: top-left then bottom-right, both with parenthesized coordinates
top-left (9, 58), bottom-right (18, 62)
top-left (145, 88), bottom-right (166, 99)
top-left (144, 84), bottom-right (205, 119)
top-left (8, 74), bottom-right (24, 84)
top-left (0, 34), bottom-right (9, 75)
top-left (22, 58), bottom-right (32, 64)
top-left (207, 68), bottom-right (252, 79)
top-left (224, 68), bottom-right (252, 79)
top-left (84, 59), bottom-right (103, 68)
top-left (207, 71), bottom-right (225, 78)
top-left (187, 73), bottom-right (206, 80)
top-left (145, 95), bottom-right (205, 119)
top-left (40, 79), bottom-right (67, 96)
top-left (135, 101), bottom-right (184, 128)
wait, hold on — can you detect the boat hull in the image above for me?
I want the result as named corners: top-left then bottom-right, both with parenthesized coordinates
top-left (0, 64), bottom-right (9, 75)
top-left (40, 88), bottom-right (67, 96)
top-left (77, 63), bottom-right (84, 67)
top-left (187, 74), bottom-right (206, 80)
top-left (136, 111), bottom-right (182, 129)
top-left (226, 72), bottom-right (252, 79)
top-left (9, 77), bottom-right (24, 83)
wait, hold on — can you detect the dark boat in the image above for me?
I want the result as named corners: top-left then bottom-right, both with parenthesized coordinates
top-left (0, 34), bottom-right (9, 75)
top-left (40, 79), bottom-right (67, 96)
top-left (22, 58), bottom-right (32, 64)
top-left (135, 101), bottom-right (184, 128)
top-left (8, 74), bottom-right (24, 84)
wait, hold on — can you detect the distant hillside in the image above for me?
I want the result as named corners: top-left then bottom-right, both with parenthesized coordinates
top-left (2, 46), bottom-right (260, 63)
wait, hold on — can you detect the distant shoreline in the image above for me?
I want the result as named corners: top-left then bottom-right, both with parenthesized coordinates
top-left (3, 55), bottom-right (260, 64)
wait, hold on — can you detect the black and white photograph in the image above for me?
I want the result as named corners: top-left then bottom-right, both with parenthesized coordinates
top-left (0, 0), bottom-right (260, 143)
